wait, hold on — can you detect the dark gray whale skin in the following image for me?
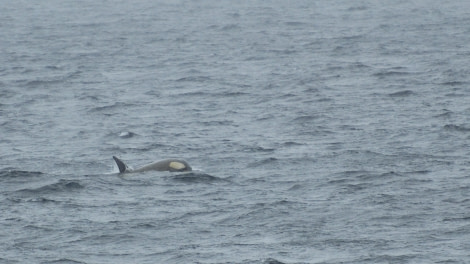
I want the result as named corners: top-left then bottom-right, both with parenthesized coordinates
top-left (113, 156), bottom-right (192, 173)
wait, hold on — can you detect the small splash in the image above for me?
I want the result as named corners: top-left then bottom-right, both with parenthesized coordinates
top-left (119, 131), bottom-right (137, 138)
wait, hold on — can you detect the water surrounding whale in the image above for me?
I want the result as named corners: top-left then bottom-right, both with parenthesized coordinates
top-left (113, 156), bottom-right (192, 173)
top-left (3, 1), bottom-right (469, 263)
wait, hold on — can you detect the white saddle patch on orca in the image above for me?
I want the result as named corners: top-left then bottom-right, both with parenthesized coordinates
top-left (113, 156), bottom-right (192, 173)
top-left (169, 161), bottom-right (186, 170)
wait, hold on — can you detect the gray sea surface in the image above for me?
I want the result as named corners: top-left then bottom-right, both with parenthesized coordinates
top-left (1, 1), bottom-right (470, 263)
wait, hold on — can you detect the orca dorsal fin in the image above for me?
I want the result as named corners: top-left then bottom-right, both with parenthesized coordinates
top-left (113, 156), bottom-right (129, 173)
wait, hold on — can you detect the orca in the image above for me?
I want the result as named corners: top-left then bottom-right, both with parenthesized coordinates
top-left (113, 156), bottom-right (192, 173)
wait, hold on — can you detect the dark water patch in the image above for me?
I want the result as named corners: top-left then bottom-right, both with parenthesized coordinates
top-left (373, 68), bottom-right (411, 78)
top-left (341, 182), bottom-right (370, 193)
top-left (0, 87), bottom-right (15, 98)
top-left (434, 109), bottom-right (453, 119)
top-left (445, 92), bottom-right (467, 98)
top-left (201, 120), bottom-right (234, 126)
top-left (244, 55), bottom-right (268, 61)
top-left (282, 141), bottom-right (305, 147)
top-left (212, 91), bottom-right (251, 98)
top-left (0, 258), bottom-right (18, 264)
top-left (175, 76), bottom-right (212, 82)
top-left (44, 65), bottom-right (61, 70)
top-left (442, 197), bottom-right (470, 204)
top-left (284, 21), bottom-right (307, 27)
top-left (357, 171), bottom-right (402, 181)
top-left (255, 113), bottom-right (276, 122)
top-left (111, 142), bottom-right (170, 153)
top-left (75, 94), bottom-right (100, 102)
top-left (144, 89), bottom-right (162, 97)
top-left (439, 81), bottom-right (466, 86)
top-left (443, 124), bottom-right (470, 132)
top-left (325, 170), bottom-right (403, 194)
top-left (247, 157), bottom-right (278, 168)
top-left (278, 92), bottom-right (299, 100)
top-left (442, 216), bottom-right (470, 222)
top-left (324, 238), bottom-right (385, 249)
top-left (368, 193), bottom-right (399, 205)
top-left (88, 102), bottom-right (136, 114)
top-left (243, 145), bottom-right (276, 153)
top-left (175, 90), bottom-right (213, 99)
top-left (24, 78), bottom-right (65, 88)
top-left (389, 90), bottom-right (415, 97)
top-left (132, 222), bottom-right (159, 229)
top-left (358, 253), bottom-right (420, 263)
top-left (287, 183), bottom-right (305, 191)
top-left (404, 170), bottom-right (431, 175)
top-left (223, 199), bottom-right (305, 228)
top-left (329, 170), bottom-right (372, 178)
top-left (218, 23), bottom-right (241, 31)
top-left (402, 177), bottom-right (433, 186)
top-left (348, 5), bottom-right (368, 11)
top-left (80, 232), bottom-right (137, 246)
top-left (292, 115), bottom-right (322, 124)
top-left (263, 258), bottom-right (286, 264)
top-left (325, 61), bottom-right (371, 73)
top-left (324, 142), bottom-right (343, 151)
top-left (267, 48), bottom-right (297, 56)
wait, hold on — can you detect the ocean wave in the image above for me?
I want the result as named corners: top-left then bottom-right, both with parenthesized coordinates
top-left (443, 124), bottom-right (470, 132)
top-left (0, 169), bottom-right (44, 179)
top-left (48, 258), bottom-right (87, 264)
top-left (17, 179), bottom-right (85, 195)
top-left (247, 157), bottom-right (278, 168)
top-left (167, 172), bottom-right (227, 184)
top-left (88, 102), bottom-right (137, 114)
top-left (373, 70), bottom-right (411, 78)
top-left (263, 258), bottom-right (286, 264)
top-left (7, 196), bottom-right (60, 204)
top-left (243, 145), bottom-right (276, 153)
top-left (388, 90), bottom-right (415, 97)
top-left (175, 76), bottom-right (212, 82)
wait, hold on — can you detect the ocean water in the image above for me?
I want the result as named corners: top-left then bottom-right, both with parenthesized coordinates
top-left (1, 0), bottom-right (470, 263)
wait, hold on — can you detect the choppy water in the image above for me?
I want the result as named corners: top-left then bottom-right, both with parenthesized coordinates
top-left (1, 1), bottom-right (470, 263)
